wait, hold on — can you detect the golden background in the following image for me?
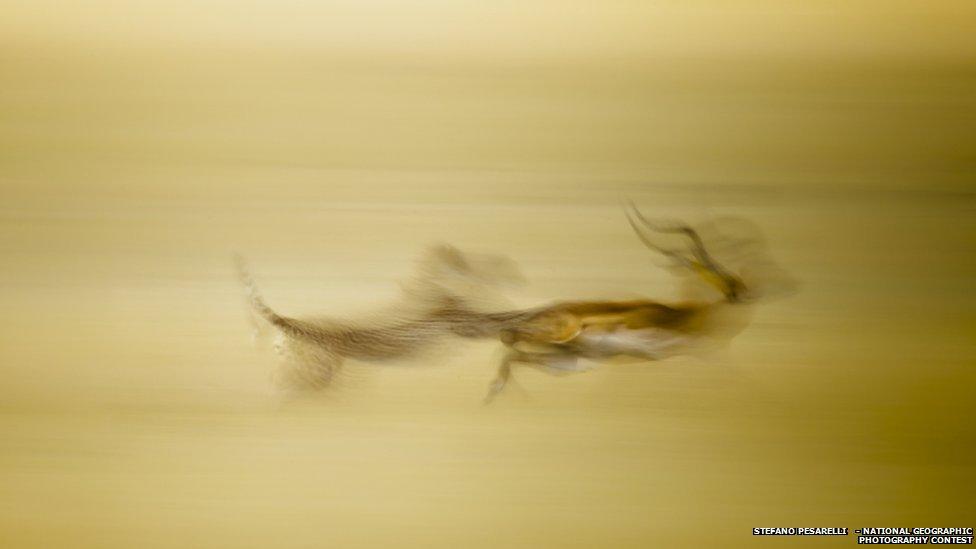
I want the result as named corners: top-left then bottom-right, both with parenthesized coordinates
top-left (1, 1), bottom-right (973, 547)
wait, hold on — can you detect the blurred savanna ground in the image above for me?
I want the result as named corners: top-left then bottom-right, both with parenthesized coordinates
top-left (1, 1), bottom-right (974, 547)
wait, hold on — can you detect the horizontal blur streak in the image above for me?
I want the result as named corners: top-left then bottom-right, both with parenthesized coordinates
top-left (3, 1), bottom-right (975, 60)
top-left (0, 1), bottom-right (974, 548)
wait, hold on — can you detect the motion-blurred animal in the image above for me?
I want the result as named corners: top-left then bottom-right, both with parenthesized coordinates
top-left (478, 203), bottom-right (795, 402)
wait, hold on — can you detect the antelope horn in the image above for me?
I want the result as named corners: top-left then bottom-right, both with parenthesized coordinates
top-left (623, 201), bottom-right (694, 268)
top-left (627, 201), bottom-right (726, 270)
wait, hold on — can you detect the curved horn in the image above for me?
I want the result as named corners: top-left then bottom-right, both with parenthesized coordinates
top-left (626, 201), bottom-right (723, 271)
top-left (623, 201), bottom-right (694, 268)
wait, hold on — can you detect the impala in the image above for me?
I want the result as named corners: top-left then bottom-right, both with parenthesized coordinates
top-left (237, 204), bottom-right (789, 400)
top-left (476, 203), bottom-right (783, 402)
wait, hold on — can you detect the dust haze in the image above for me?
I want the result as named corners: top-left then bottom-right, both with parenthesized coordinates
top-left (1, 1), bottom-right (974, 547)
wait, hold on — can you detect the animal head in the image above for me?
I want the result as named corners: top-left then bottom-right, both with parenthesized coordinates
top-left (624, 202), bottom-right (793, 304)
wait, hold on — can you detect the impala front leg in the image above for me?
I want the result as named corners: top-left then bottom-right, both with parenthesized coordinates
top-left (484, 348), bottom-right (519, 404)
top-left (483, 347), bottom-right (590, 404)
